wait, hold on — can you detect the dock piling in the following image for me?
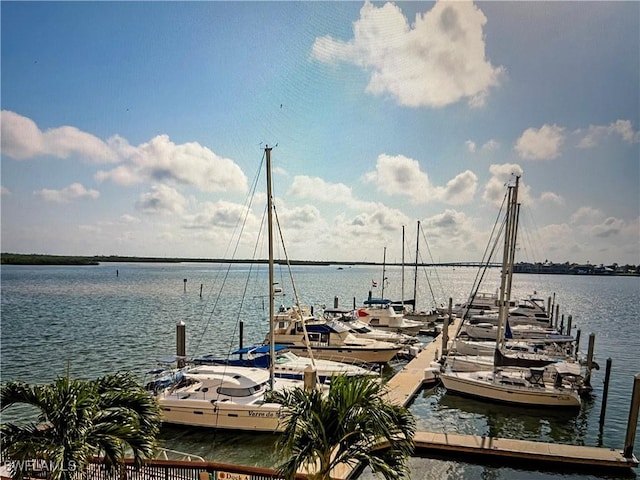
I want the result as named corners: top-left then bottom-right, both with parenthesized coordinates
top-left (586, 333), bottom-right (596, 387)
top-left (599, 358), bottom-right (612, 430)
top-left (442, 298), bottom-right (452, 357)
top-left (623, 373), bottom-right (640, 459)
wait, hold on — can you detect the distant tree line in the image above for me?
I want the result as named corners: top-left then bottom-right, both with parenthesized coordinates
top-left (1, 253), bottom-right (637, 275)
top-left (514, 261), bottom-right (639, 276)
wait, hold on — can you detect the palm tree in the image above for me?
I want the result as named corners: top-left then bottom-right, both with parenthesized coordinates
top-left (268, 374), bottom-right (416, 480)
top-left (1, 371), bottom-right (161, 480)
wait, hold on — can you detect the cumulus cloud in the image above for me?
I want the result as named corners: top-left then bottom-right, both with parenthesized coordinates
top-left (514, 124), bottom-right (565, 160)
top-left (288, 176), bottom-right (354, 204)
top-left (183, 200), bottom-right (254, 230)
top-left (1, 111), bottom-right (247, 194)
top-left (1, 186), bottom-right (11, 196)
top-left (311, 1), bottom-right (504, 108)
top-left (570, 206), bottom-right (604, 225)
top-left (539, 191), bottom-right (564, 205)
top-left (34, 182), bottom-right (100, 203)
top-left (1, 111), bottom-right (120, 163)
top-left (482, 163), bottom-right (530, 207)
top-left (465, 140), bottom-right (477, 153)
top-left (97, 135), bottom-right (247, 193)
top-left (576, 119), bottom-right (640, 148)
top-left (481, 139), bottom-right (500, 151)
top-left (135, 184), bottom-right (187, 215)
top-left (363, 154), bottom-right (477, 205)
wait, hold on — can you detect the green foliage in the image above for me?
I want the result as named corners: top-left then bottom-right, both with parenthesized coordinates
top-left (268, 374), bottom-right (416, 480)
top-left (0, 372), bottom-right (162, 480)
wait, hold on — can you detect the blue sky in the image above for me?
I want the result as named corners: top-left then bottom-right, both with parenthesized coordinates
top-left (1, 1), bottom-right (638, 265)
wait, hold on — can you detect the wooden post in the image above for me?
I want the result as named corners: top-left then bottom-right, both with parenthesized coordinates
top-left (183, 278), bottom-right (187, 293)
top-left (567, 314), bottom-right (572, 335)
top-left (623, 373), bottom-right (640, 458)
top-left (560, 314), bottom-right (565, 335)
top-left (547, 296), bottom-right (552, 324)
top-left (442, 298), bottom-right (452, 357)
top-left (176, 321), bottom-right (186, 368)
top-left (554, 304), bottom-right (560, 330)
top-left (334, 296), bottom-right (339, 308)
top-left (585, 333), bottom-right (596, 387)
top-left (575, 329), bottom-right (582, 359)
top-left (353, 297), bottom-right (356, 309)
top-left (200, 283), bottom-right (203, 298)
top-left (599, 358), bottom-right (612, 430)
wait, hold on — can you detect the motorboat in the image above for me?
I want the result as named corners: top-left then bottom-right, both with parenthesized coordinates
top-left (193, 344), bottom-right (378, 383)
top-left (150, 365), bottom-right (305, 431)
top-left (356, 299), bottom-right (424, 336)
top-left (270, 305), bottom-right (402, 365)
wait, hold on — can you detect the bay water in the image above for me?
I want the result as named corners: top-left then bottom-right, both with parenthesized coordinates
top-left (1, 263), bottom-right (638, 479)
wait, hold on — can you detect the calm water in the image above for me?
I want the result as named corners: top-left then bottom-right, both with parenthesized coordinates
top-left (1, 263), bottom-right (639, 479)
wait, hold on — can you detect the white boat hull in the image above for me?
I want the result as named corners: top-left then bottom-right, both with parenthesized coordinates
top-left (157, 397), bottom-right (285, 432)
top-left (440, 370), bottom-right (581, 408)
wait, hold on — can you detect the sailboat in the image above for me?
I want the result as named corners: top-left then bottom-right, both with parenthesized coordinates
top-left (440, 177), bottom-right (582, 408)
top-left (151, 146), bottom-right (327, 431)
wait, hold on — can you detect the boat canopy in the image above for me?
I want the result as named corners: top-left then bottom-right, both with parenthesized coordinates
top-left (231, 344), bottom-right (288, 355)
top-left (363, 298), bottom-right (391, 306)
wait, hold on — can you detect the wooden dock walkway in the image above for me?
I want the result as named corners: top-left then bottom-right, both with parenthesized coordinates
top-left (333, 316), bottom-right (638, 479)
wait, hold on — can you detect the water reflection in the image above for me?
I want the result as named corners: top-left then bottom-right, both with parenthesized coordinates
top-left (410, 385), bottom-right (593, 446)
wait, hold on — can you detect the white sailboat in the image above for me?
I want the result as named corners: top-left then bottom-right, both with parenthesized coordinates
top-left (151, 146), bottom-right (326, 431)
top-left (440, 177), bottom-right (582, 408)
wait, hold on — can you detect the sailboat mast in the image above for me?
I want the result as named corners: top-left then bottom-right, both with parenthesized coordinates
top-left (413, 220), bottom-right (420, 313)
top-left (496, 180), bottom-right (517, 353)
top-left (381, 246), bottom-right (387, 299)
top-left (401, 226), bottom-right (405, 309)
top-left (265, 146), bottom-right (275, 389)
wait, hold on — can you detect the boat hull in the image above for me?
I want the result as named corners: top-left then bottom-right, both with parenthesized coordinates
top-left (157, 397), bottom-right (285, 432)
top-left (440, 371), bottom-right (581, 408)
top-left (280, 344), bottom-right (399, 365)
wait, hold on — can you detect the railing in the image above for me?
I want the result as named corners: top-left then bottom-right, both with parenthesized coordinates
top-left (1, 457), bottom-right (307, 480)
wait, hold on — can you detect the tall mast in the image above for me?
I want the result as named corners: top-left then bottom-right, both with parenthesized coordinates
top-left (265, 146), bottom-right (275, 389)
top-left (496, 177), bottom-right (519, 355)
top-left (401, 225), bottom-right (405, 309)
top-left (381, 246), bottom-right (387, 299)
top-left (413, 220), bottom-right (420, 313)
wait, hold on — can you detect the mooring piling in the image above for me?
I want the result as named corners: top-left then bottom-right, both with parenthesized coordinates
top-left (599, 358), bottom-right (613, 431)
top-left (623, 373), bottom-right (640, 459)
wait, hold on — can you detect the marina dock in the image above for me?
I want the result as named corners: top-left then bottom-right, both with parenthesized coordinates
top-left (332, 316), bottom-right (638, 479)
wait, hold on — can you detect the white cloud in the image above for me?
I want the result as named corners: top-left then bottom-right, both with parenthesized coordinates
top-left (1, 110), bottom-right (119, 163)
top-left (183, 200), bottom-right (255, 230)
top-left (514, 124), bottom-right (565, 160)
top-left (311, 1), bottom-right (504, 108)
top-left (363, 154), bottom-right (431, 203)
top-left (0, 111), bottom-right (247, 194)
top-left (570, 206), bottom-right (604, 225)
top-left (465, 140), bottom-right (477, 153)
top-left (436, 170), bottom-right (478, 205)
top-left (288, 176), bottom-right (354, 204)
top-left (482, 163), bottom-right (531, 207)
top-left (98, 135), bottom-right (247, 193)
top-left (539, 191), bottom-right (564, 205)
top-left (34, 182), bottom-right (100, 203)
top-left (481, 139), bottom-right (500, 151)
top-left (576, 119), bottom-right (640, 148)
top-left (1, 186), bottom-right (11, 195)
top-left (363, 154), bottom-right (477, 205)
top-left (135, 184), bottom-right (187, 215)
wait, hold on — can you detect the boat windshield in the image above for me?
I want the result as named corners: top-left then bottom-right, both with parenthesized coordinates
top-left (217, 382), bottom-right (266, 397)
